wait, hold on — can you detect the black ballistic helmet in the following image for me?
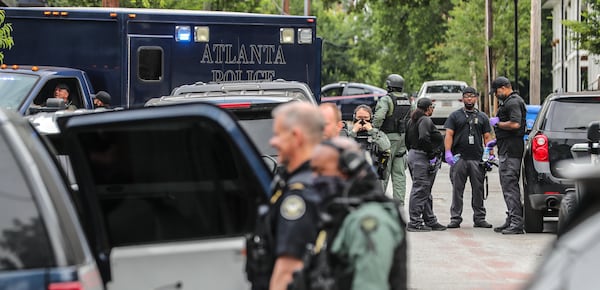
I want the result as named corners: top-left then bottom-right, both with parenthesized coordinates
top-left (462, 86), bottom-right (479, 96)
top-left (417, 97), bottom-right (433, 110)
top-left (490, 76), bottom-right (511, 94)
top-left (386, 74), bottom-right (404, 92)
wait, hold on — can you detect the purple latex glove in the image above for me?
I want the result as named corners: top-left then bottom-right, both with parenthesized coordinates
top-left (445, 150), bottom-right (455, 166)
top-left (429, 157), bottom-right (438, 165)
top-left (489, 117), bottom-right (500, 127)
top-left (486, 139), bottom-right (497, 148)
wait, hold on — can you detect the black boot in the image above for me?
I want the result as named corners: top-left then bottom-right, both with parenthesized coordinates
top-left (494, 212), bottom-right (510, 233)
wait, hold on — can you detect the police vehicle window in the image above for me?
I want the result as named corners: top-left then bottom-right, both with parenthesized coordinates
top-left (545, 98), bottom-right (600, 131)
top-left (322, 87), bottom-right (343, 97)
top-left (138, 47), bottom-right (163, 81)
top-left (0, 136), bottom-right (55, 270)
top-left (0, 73), bottom-right (39, 110)
top-left (346, 87), bottom-right (368, 95)
top-left (78, 119), bottom-right (262, 246)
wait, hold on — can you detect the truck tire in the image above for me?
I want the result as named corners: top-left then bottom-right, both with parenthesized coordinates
top-left (557, 190), bottom-right (578, 237)
top-left (524, 196), bottom-right (544, 233)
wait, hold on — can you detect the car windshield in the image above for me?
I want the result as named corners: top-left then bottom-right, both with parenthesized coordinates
top-left (0, 73), bottom-right (39, 110)
top-left (546, 98), bottom-right (600, 131)
top-left (238, 118), bottom-right (276, 156)
top-left (426, 85), bottom-right (463, 94)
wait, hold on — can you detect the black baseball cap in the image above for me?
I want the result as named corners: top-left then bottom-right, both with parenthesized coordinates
top-left (490, 77), bottom-right (510, 95)
top-left (462, 86), bottom-right (478, 96)
top-left (95, 91), bottom-right (111, 105)
top-left (417, 97), bottom-right (433, 109)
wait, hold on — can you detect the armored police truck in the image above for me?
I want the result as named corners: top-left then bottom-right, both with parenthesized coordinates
top-left (2, 7), bottom-right (321, 109)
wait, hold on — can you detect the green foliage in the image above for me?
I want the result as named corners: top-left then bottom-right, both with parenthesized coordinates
top-left (435, 0), bottom-right (530, 95)
top-left (563, 0), bottom-right (600, 55)
top-left (0, 10), bottom-right (14, 64)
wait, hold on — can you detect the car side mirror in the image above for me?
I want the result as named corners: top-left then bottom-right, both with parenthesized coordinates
top-left (46, 98), bottom-right (67, 109)
top-left (588, 121), bottom-right (600, 143)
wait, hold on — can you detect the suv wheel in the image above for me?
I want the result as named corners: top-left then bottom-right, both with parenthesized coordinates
top-left (524, 194), bottom-right (544, 233)
top-left (557, 189), bottom-right (578, 236)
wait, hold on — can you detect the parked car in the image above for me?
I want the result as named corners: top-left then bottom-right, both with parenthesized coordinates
top-left (320, 81), bottom-right (387, 120)
top-left (415, 80), bottom-right (467, 126)
top-left (525, 122), bottom-right (600, 290)
top-left (522, 92), bottom-right (600, 233)
top-left (146, 79), bottom-right (317, 158)
top-left (0, 109), bottom-right (102, 290)
top-left (556, 121), bottom-right (600, 235)
top-left (52, 103), bottom-right (273, 289)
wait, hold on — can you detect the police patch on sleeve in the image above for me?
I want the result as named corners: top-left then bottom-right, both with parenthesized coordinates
top-left (360, 216), bottom-right (379, 233)
top-left (280, 195), bottom-right (306, 220)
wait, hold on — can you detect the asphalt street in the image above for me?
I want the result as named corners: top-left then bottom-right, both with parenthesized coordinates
top-left (387, 163), bottom-right (556, 290)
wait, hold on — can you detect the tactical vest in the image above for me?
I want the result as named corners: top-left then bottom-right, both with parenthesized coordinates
top-left (380, 94), bottom-right (411, 134)
top-left (289, 195), bottom-right (407, 290)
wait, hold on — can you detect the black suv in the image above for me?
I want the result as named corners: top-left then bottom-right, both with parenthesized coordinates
top-left (22, 103), bottom-right (274, 289)
top-left (146, 80), bottom-right (317, 158)
top-left (0, 109), bottom-right (102, 289)
top-left (522, 92), bottom-right (600, 233)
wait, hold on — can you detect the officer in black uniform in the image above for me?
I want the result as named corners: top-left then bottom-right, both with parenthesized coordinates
top-left (489, 76), bottom-right (527, 235)
top-left (444, 87), bottom-right (494, 229)
top-left (246, 102), bottom-right (324, 290)
top-left (405, 97), bottom-right (446, 232)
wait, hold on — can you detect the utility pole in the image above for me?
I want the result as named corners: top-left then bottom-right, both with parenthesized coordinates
top-left (304, 0), bottom-right (310, 16)
top-left (514, 0), bottom-right (519, 92)
top-left (283, 0), bottom-right (290, 15)
top-left (530, 0), bottom-right (541, 104)
top-left (484, 0), bottom-right (494, 115)
top-left (102, 0), bottom-right (119, 7)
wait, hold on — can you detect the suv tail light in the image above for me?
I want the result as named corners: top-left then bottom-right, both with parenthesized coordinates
top-left (532, 134), bottom-right (549, 162)
top-left (48, 282), bottom-right (83, 290)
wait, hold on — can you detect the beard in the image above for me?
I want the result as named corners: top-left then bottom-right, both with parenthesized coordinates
top-left (465, 103), bottom-right (475, 110)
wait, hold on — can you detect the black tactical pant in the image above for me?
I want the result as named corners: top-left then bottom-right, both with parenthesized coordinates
top-left (449, 159), bottom-right (487, 224)
top-left (407, 150), bottom-right (439, 228)
top-left (498, 154), bottom-right (524, 228)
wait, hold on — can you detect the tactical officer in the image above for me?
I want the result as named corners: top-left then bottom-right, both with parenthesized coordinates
top-left (348, 104), bottom-right (391, 180)
top-left (373, 74), bottom-right (412, 205)
top-left (246, 102), bottom-right (324, 290)
top-left (444, 87), bottom-right (494, 229)
top-left (489, 77), bottom-right (527, 235)
top-left (405, 97), bottom-right (446, 232)
top-left (289, 137), bottom-right (406, 290)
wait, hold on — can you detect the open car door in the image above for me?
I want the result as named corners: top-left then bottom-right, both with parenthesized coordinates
top-left (57, 103), bottom-right (271, 290)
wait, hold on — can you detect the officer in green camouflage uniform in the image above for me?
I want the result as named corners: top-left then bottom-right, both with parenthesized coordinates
top-left (373, 74), bottom-right (411, 205)
top-left (287, 137), bottom-right (406, 290)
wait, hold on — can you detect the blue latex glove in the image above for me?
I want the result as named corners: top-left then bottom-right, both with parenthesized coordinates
top-left (486, 139), bottom-right (497, 148)
top-left (490, 117), bottom-right (500, 127)
top-left (445, 150), bottom-right (455, 166)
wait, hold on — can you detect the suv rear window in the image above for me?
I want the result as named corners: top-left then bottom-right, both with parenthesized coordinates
top-left (545, 98), bottom-right (600, 131)
top-left (77, 119), bottom-right (264, 246)
top-left (0, 135), bottom-right (54, 270)
top-left (426, 85), bottom-right (463, 94)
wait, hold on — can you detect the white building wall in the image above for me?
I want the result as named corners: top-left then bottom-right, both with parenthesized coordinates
top-left (545, 0), bottom-right (599, 92)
